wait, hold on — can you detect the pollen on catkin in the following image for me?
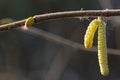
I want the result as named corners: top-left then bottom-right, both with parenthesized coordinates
top-left (84, 19), bottom-right (99, 48)
top-left (98, 17), bottom-right (109, 76)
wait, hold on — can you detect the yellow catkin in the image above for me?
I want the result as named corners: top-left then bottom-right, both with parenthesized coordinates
top-left (25, 17), bottom-right (35, 27)
top-left (98, 18), bottom-right (109, 76)
top-left (84, 19), bottom-right (99, 48)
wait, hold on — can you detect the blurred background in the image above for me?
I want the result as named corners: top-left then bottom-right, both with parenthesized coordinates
top-left (0, 0), bottom-right (120, 80)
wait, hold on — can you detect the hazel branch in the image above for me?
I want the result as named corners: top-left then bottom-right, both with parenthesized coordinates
top-left (1, 9), bottom-right (120, 31)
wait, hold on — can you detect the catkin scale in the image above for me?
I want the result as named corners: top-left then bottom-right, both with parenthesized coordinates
top-left (98, 19), bottom-right (109, 76)
top-left (84, 19), bottom-right (99, 48)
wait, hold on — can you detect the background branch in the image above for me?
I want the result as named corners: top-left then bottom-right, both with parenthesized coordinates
top-left (20, 27), bottom-right (120, 56)
top-left (1, 9), bottom-right (120, 31)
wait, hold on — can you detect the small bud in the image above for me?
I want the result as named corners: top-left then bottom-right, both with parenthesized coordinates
top-left (22, 17), bottom-right (35, 30)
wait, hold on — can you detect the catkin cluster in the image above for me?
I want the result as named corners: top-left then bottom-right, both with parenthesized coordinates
top-left (84, 17), bottom-right (109, 76)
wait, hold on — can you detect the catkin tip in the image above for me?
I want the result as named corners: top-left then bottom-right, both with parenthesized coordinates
top-left (101, 70), bottom-right (109, 76)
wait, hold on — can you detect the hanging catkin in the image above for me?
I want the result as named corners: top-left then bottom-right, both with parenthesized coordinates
top-left (98, 17), bottom-right (109, 76)
top-left (84, 19), bottom-right (99, 48)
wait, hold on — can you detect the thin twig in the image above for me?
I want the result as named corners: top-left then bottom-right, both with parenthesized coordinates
top-left (1, 9), bottom-right (120, 31)
top-left (20, 27), bottom-right (120, 56)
